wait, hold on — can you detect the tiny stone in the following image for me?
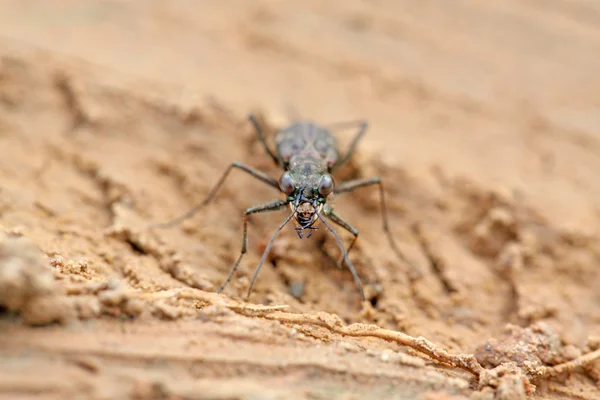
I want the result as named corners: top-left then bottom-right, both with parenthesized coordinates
top-left (381, 349), bottom-right (393, 362)
top-left (289, 281), bottom-right (305, 299)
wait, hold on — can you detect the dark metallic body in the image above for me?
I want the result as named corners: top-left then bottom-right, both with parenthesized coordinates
top-left (152, 115), bottom-right (420, 301)
top-left (275, 122), bottom-right (338, 170)
top-left (276, 122), bottom-right (337, 235)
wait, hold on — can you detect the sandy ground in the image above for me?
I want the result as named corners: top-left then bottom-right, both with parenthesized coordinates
top-left (1, 1), bottom-right (600, 399)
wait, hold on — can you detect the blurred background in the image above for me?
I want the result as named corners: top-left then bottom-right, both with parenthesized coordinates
top-left (2, 0), bottom-right (599, 232)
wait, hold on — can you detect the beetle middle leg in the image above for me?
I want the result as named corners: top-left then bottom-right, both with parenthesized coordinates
top-left (150, 161), bottom-right (279, 229)
top-left (335, 177), bottom-right (422, 278)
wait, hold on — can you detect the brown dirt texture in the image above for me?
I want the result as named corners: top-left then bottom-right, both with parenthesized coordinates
top-left (1, 1), bottom-right (600, 399)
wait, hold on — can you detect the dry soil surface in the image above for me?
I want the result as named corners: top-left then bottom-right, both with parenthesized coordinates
top-left (1, 1), bottom-right (600, 399)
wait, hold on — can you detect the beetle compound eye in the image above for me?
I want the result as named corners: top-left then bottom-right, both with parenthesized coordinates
top-left (318, 174), bottom-right (334, 197)
top-left (279, 172), bottom-right (295, 195)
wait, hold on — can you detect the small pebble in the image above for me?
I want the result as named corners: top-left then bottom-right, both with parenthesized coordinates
top-left (289, 281), bottom-right (305, 299)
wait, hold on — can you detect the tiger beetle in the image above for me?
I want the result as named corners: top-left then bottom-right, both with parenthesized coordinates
top-left (152, 114), bottom-right (419, 301)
